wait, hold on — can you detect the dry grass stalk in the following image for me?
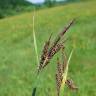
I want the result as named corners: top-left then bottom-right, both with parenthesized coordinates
top-left (37, 19), bottom-right (75, 73)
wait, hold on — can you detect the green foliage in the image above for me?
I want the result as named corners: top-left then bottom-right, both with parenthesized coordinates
top-left (0, 0), bottom-right (33, 19)
top-left (0, 0), bottom-right (96, 96)
top-left (0, 9), bottom-right (4, 18)
top-left (0, 0), bottom-right (31, 9)
top-left (44, 0), bottom-right (52, 7)
top-left (44, 0), bottom-right (56, 7)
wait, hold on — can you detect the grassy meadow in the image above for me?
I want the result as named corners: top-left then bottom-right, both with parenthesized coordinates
top-left (0, 0), bottom-right (96, 96)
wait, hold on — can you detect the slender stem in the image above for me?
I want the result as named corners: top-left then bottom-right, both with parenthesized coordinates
top-left (32, 9), bottom-right (40, 96)
top-left (33, 11), bottom-right (39, 65)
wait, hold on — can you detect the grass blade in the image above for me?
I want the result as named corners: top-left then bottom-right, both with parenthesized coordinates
top-left (33, 15), bottom-right (39, 65)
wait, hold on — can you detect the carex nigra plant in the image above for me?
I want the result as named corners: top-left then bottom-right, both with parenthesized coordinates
top-left (32, 18), bottom-right (78, 96)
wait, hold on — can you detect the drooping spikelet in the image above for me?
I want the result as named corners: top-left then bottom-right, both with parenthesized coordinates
top-left (65, 79), bottom-right (78, 90)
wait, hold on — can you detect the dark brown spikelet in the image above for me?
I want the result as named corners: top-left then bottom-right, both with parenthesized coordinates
top-left (40, 42), bottom-right (65, 71)
top-left (60, 18), bottom-right (75, 37)
top-left (38, 34), bottom-right (52, 72)
top-left (56, 57), bottom-right (64, 96)
top-left (48, 43), bottom-right (64, 59)
top-left (49, 19), bottom-right (75, 55)
top-left (65, 79), bottom-right (78, 90)
top-left (56, 73), bottom-right (61, 96)
top-left (57, 58), bottom-right (63, 77)
top-left (38, 41), bottom-right (64, 73)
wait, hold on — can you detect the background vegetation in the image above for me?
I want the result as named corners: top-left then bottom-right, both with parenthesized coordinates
top-left (0, 0), bottom-right (96, 96)
top-left (0, 0), bottom-right (90, 19)
top-left (0, 0), bottom-right (34, 19)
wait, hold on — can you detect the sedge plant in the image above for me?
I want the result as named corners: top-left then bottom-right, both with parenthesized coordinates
top-left (32, 18), bottom-right (78, 96)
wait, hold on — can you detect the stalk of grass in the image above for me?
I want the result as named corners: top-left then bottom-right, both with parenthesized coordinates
top-left (33, 15), bottom-right (39, 65)
top-left (32, 13), bottom-right (39, 96)
top-left (60, 49), bottom-right (74, 96)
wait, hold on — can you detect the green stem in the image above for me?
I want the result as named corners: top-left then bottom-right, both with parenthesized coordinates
top-left (33, 14), bottom-right (39, 65)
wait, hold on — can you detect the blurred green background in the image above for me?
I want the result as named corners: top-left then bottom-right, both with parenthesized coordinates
top-left (0, 0), bottom-right (96, 96)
